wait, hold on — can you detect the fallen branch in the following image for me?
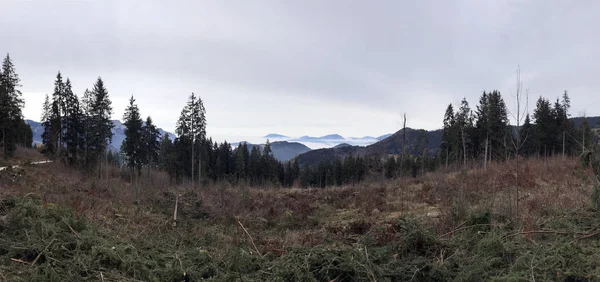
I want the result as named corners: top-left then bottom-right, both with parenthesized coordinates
top-left (30, 238), bottom-right (55, 267)
top-left (576, 231), bottom-right (600, 240)
top-left (438, 224), bottom-right (503, 239)
top-left (237, 218), bottom-right (262, 257)
top-left (173, 194), bottom-right (180, 227)
top-left (505, 230), bottom-right (579, 239)
top-left (11, 258), bottom-right (31, 265)
top-left (63, 219), bottom-right (81, 238)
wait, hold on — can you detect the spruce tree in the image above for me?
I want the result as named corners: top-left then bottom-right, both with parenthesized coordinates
top-left (143, 116), bottom-right (161, 171)
top-left (0, 54), bottom-right (24, 158)
top-left (51, 72), bottom-right (66, 157)
top-left (175, 93), bottom-right (207, 183)
top-left (121, 96), bottom-right (144, 176)
top-left (533, 97), bottom-right (554, 156)
top-left (87, 78), bottom-right (114, 172)
top-left (63, 78), bottom-right (83, 165)
top-left (235, 144), bottom-right (247, 181)
top-left (41, 94), bottom-right (55, 156)
top-left (441, 104), bottom-right (456, 165)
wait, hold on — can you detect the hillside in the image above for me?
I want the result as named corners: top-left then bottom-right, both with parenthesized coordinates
top-left (232, 141), bottom-right (311, 162)
top-left (295, 128), bottom-right (442, 166)
top-left (1, 156), bottom-right (598, 281)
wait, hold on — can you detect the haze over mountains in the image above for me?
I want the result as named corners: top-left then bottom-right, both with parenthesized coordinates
top-left (25, 115), bottom-right (600, 165)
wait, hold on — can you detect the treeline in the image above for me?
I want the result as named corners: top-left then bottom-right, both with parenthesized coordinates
top-left (0, 54), bottom-right (33, 159)
top-left (441, 90), bottom-right (591, 165)
top-left (41, 72), bottom-right (114, 172)
top-left (164, 95), bottom-right (301, 186)
top-left (299, 153), bottom-right (440, 188)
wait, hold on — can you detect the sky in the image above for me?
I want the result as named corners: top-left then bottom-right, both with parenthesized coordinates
top-left (2, 0), bottom-right (600, 143)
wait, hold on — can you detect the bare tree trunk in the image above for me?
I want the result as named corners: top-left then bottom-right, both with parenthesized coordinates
top-left (401, 114), bottom-right (407, 176)
top-left (461, 126), bottom-right (467, 167)
top-left (583, 127), bottom-right (586, 154)
top-left (199, 152), bottom-right (202, 188)
top-left (484, 136), bottom-right (488, 170)
top-left (445, 147), bottom-right (449, 170)
top-left (2, 128), bottom-right (5, 159)
top-left (563, 131), bottom-right (566, 159)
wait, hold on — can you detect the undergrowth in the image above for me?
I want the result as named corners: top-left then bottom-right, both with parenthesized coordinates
top-left (1, 194), bottom-right (600, 281)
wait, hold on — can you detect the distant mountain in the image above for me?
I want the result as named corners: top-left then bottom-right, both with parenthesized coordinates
top-left (295, 128), bottom-right (442, 167)
top-left (377, 134), bottom-right (392, 141)
top-left (26, 119), bottom-right (176, 152)
top-left (571, 116), bottom-right (600, 129)
top-left (291, 134), bottom-right (344, 142)
top-left (232, 141), bottom-right (311, 162)
top-left (333, 143), bottom-right (353, 149)
top-left (264, 133), bottom-right (289, 139)
top-left (270, 141), bottom-right (312, 161)
top-left (320, 134), bottom-right (344, 140)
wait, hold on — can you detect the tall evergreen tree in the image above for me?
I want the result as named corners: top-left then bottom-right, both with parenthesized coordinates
top-left (533, 97), bottom-right (554, 156)
top-left (51, 72), bottom-right (66, 156)
top-left (520, 114), bottom-right (535, 156)
top-left (456, 98), bottom-right (474, 165)
top-left (86, 78), bottom-right (114, 172)
top-left (121, 96), bottom-right (144, 175)
top-left (175, 93), bottom-right (207, 183)
top-left (41, 94), bottom-right (56, 156)
top-left (0, 54), bottom-right (24, 158)
top-left (441, 104), bottom-right (457, 165)
top-left (142, 116), bottom-right (161, 170)
top-left (63, 78), bottom-right (83, 165)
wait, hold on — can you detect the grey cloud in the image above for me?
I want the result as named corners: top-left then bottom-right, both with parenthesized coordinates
top-left (2, 0), bottom-right (600, 138)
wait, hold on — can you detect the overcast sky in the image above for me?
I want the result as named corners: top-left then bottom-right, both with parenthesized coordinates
top-left (2, 0), bottom-right (600, 141)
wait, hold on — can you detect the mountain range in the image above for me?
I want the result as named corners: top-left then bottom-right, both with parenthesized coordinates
top-left (27, 115), bottom-right (598, 166)
top-left (25, 120), bottom-right (176, 152)
top-left (294, 128), bottom-right (442, 167)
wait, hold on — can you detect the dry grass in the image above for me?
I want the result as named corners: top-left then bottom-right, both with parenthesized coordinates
top-left (1, 156), bottom-right (598, 281)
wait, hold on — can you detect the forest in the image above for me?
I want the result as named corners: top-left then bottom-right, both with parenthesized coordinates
top-left (0, 53), bottom-right (597, 190)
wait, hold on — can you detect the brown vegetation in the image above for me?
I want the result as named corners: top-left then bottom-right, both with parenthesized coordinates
top-left (0, 156), bottom-right (598, 281)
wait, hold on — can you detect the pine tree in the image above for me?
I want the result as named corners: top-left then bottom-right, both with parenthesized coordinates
top-left (121, 96), bottom-right (144, 176)
top-left (63, 78), bottom-right (83, 165)
top-left (441, 104), bottom-right (456, 166)
top-left (80, 89), bottom-right (94, 165)
top-left (142, 116), bottom-right (161, 171)
top-left (41, 94), bottom-right (55, 156)
top-left (87, 78), bottom-right (114, 172)
top-left (456, 98), bottom-right (474, 165)
top-left (0, 54), bottom-right (24, 158)
top-left (235, 144), bottom-right (247, 181)
top-left (520, 114), bottom-right (535, 156)
top-left (533, 97), bottom-right (554, 157)
top-left (158, 133), bottom-right (176, 183)
top-left (475, 90), bottom-right (509, 162)
top-left (175, 93), bottom-right (207, 183)
top-left (51, 72), bottom-right (66, 157)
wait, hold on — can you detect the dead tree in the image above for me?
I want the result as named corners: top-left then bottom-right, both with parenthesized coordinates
top-left (508, 66), bottom-right (529, 220)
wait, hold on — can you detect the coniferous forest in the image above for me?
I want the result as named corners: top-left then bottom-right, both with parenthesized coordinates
top-left (0, 53), bottom-right (596, 189)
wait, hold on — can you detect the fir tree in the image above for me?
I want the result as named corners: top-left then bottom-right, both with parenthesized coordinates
top-left (86, 78), bottom-right (114, 172)
top-left (121, 96), bottom-right (144, 176)
top-left (63, 78), bottom-right (83, 165)
top-left (142, 116), bottom-right (161, 170)
top-left (41, 94), bottom-right (55, 156)
top-left (0, 54), bottom-right (24, 158)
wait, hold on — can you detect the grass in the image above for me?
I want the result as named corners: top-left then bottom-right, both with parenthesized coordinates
top-left (1, 157), bottom-right (600, 281)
